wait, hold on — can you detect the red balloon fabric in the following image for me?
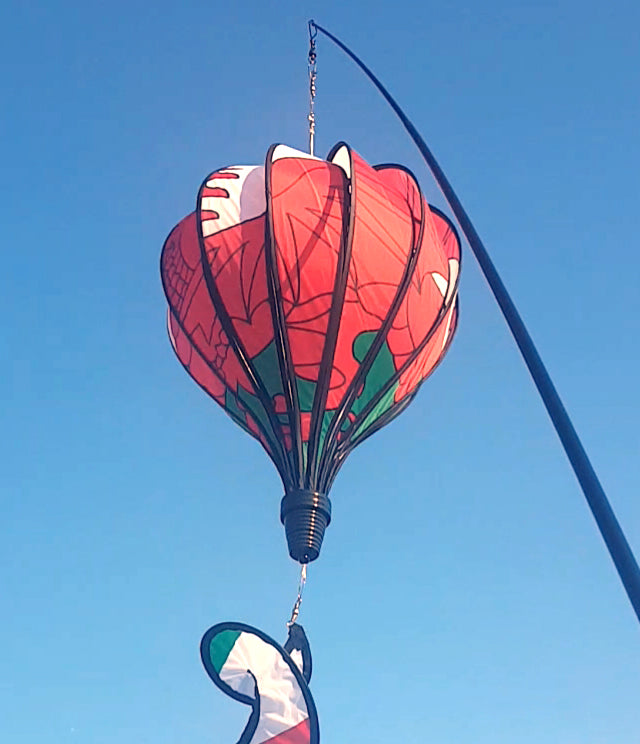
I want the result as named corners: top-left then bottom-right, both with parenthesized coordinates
top-left (161, 143), bottom-right (460, 559)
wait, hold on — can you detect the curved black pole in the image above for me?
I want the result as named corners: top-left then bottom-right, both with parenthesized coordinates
top-left (311, 21), bottom-right (640, 624)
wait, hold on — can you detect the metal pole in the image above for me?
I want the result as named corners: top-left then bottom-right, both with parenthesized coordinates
top-left (310, 21), bottom-right (640, 624)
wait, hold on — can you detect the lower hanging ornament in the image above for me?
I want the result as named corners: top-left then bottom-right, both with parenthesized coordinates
top-left (201, 622), bottom-right (320, 744)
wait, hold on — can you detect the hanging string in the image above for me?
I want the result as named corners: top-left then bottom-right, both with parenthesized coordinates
top-left (287, 563), bottom-right (308, 627)
top-left (307, 20), bottom-right (317, 156)
top-left (285, 20), bottom-right (318, 630)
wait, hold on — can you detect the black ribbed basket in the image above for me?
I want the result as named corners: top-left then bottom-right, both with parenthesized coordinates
top-left (280, 490), bottom-right (332, 563)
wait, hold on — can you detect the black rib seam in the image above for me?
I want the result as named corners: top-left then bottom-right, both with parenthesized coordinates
top-left (317, 161), bottom-right (426, 490)
top-left (194, 174), bottom-right (294, 486)
top-left (325, 393), bottom-right (416, 491)
top-left (337, 286), bottom-right (459, 457)
top-left (325, 302), bottom-right (459, 489)
top-left (164, 306), bottom-right (284, 473)
top-left (265, 145), bottom-right (305, 487)
top-left (333, 205), bottom-right (461, 452)
top-left (159, 230), bottom-right (285, 475)
top-left (305, 142), bottom-right (354, 489)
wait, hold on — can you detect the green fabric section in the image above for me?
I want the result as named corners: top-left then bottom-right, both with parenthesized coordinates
top-left (252, 342), bottom-right (284, 398)
top-left (220, 342), bottom-right (299, 472)
top-left (353, 384), bottom-right (399, 440)
top-left (224, 390), bottom-right (252, 435)
top-left (350, 332), bottom-right (397, 420)
top-left (208, 629), bottom-right (241, 673)
top-left (352, 331), bottom-right (377, 364)
top-left (226, 386), bottom-right (278, 447)
top-left (317, 409), bottom-right (335, 460)
top-left (296, 376), bottom-right (316, 413)
top-left (235, 386), bottom-right (295, 473)
top-left (296, 377), bottom-right (317, 471)
top-left (301, 333), bottom-right (400, 460)
top-left (237, 387), bottom-right (276, 441)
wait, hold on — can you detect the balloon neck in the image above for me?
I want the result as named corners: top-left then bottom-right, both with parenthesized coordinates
top-left (280, 490), bottom-right (332, 564)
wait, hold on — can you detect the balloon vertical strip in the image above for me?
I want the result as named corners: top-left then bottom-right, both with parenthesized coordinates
top-left (317, 161), bottom-right (427, 478)
top-left (304, 143), bottom-right (354, 488)
top-left (195, 174), bottom-right (295, 485)
top-left (308, 20), bottom-right (640, 623)
top-left (265, 145), bottom-right (306, 486)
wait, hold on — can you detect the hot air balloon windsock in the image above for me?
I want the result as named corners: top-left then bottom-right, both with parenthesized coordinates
top-left (161, 142), bottom-right (461, 563)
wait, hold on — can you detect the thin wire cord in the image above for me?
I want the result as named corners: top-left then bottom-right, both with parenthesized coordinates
top-left (288, 563), bottom-right (308, 627)
top-left (307, 21), bottom-right (317, 155)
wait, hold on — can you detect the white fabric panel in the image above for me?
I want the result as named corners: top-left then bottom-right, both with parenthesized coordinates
top-left (201, 165), bottom-right (266, 237)
top-left (431, 272), bottom-right (448, 296)
top-left (445, 258), bottom-right (460, 305)
top-left (271, 144), bottom-right (320, 162)
top-left (219, 632), bottom-right (308, 744)
top-left (330, 144), bottom-right (351, 178)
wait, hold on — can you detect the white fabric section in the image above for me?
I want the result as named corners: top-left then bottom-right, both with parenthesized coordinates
top-left (445, 258), bottom-right (460, 305)
top-left (166, 311), bottom-right (176, 350)
top-left (432, 258), bottom-right (460, 301)
top-left (432, 258), bottom-right (459, 348)
top-left (330, 144), bottom-right (352, 178)
top-left (271, 144), bottom-right (320, 162)
top-left (219, 664), bottom-right (257, 699)
top-left (219, 632), bottom-right (308, 744)
top-left (201, 165), bottom-right (266, 237)
top-left (431, 272), bottom-right (448, 297)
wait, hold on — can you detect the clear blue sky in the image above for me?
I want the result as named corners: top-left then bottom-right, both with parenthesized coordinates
top-left (2, 0), bottom-right (639, 742)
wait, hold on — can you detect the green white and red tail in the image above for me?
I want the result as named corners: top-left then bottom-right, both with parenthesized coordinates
top-left (201, 622), bottom-right (318, 744)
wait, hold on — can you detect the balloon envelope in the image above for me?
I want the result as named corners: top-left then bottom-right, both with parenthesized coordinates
top-left (161, 143), bottom-right (460, 562)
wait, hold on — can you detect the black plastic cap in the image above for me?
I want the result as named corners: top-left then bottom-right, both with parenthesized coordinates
top-left (280, 490), bottom-right (332, 563)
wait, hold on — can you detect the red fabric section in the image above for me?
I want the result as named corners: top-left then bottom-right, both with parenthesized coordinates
top-left (168, 315), bottom-right (226, 406)
top-left (269, 156), bottom-right (347, 428)
top-left (199, 179), bottom-right (275, 363)
top-left (161, 212), bottom-right (274, 455)
top-left (262, 719), bottom-right (311, 744)
top-left (326, 153), bottom-right (422, 410)
top-left (161, 147), bottom-right (461, 475)
top-left (162, 213), bottom-right (253, 396)
top-left (392, 209), bottom-right (460, 401)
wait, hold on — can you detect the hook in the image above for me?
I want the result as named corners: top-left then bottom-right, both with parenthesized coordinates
top-left (287, 563), bottom-right (308, 627)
